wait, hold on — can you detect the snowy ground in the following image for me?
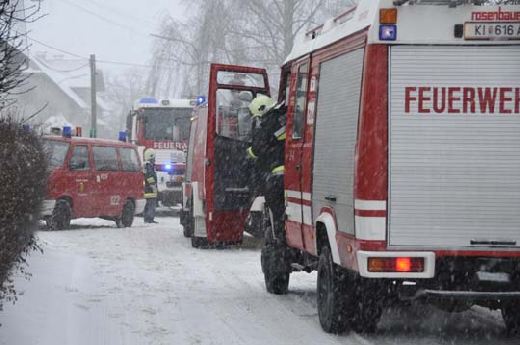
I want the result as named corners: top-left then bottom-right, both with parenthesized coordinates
top-left (0, 215), bottom-right (517, 345)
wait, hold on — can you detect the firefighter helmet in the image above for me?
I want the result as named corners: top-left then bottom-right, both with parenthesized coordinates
top-left (144, 149), bottom-right (156, 162)
top-left (249, 95), bottom-right (275, 118)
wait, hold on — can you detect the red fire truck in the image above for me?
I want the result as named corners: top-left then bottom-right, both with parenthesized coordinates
top-left (180, 65), bottom-right (271, 247)
top-left (250, 0), bottom-right (520, 335)
top-left (127, 98), bottom-right (195, 206)
top-left (42, 128), bottom-right (145, 229)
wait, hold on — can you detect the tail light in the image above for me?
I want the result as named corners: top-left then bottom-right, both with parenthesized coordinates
top-left (368, 257), bottom-right (424, 273)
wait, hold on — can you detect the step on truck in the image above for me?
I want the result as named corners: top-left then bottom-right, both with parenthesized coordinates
top-left (253, 0), bottom-right (520, 335)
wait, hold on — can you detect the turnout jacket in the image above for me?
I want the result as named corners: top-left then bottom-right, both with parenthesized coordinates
top-left (247, 103), bottom-right (286, 174)
top-left (144, 161), bottom-right (158, 199)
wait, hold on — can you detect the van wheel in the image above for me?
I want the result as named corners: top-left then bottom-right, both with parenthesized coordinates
top-left (182, 198), bottom-right (194, 238)
top-left (191, 236), bottom-right (209, 248)
top-left (116, 200), bottom-right (135, 228)
top-left (502, 302), bottom-right (520, 335)
top-left (317, 245), bottom-right (349, 333)
top-left (50, 200), bottom-right (71, 230)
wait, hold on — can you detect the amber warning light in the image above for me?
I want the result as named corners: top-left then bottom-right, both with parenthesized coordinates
top-left (368, 257), bottom-right (424, 273)
top-left (380, 8), bottom-right (397, 24)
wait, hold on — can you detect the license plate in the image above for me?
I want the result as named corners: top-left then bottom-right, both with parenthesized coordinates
top-left (464, 22), bottom-right (520, 40)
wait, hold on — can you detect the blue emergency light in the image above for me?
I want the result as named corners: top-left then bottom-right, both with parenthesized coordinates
top-left (62, 126), bottom-right (72, 138)
top-left (118, 131), bottom-right (127, 142)
top-left (379, 24), bottom-right (397, 41)
top-left (196, 96), bottom-right (206, 105)
top-left (164, 163), bottom-right (172, 171)
top-left (139, 97), bottom-right (158, 104)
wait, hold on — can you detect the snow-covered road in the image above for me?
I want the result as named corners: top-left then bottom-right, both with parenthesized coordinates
top-left (0, 216), bottom-right (517, 345)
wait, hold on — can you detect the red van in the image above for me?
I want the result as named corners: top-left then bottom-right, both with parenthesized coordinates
top-left (42, 134), bottom-right (145, 229)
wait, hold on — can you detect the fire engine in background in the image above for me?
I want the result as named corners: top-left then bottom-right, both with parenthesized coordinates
top-left (127, 97), bottom-right (195, 207)
top-left (180, 65), bottom-right (271, 247)
top-left (235, 0), bottom-right (520, 335)
top-left (42, 127), bottom-right (145, 230)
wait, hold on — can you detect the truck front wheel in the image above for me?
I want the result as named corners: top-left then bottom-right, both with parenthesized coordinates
top-left (260, 206), bottom-right (290, 294)
top-left (182, 198), bottom-right (194, 238)
top-left (261, 244), bottom-right (290, 294)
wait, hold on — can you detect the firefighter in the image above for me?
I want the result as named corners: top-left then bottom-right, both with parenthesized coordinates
top-left (143, 149), bottom-right (158, 223)
top-left (247, 95), bottom-right (286, 242)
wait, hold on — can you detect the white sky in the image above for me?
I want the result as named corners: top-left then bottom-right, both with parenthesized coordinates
top-left (27, 0), bottom-right (187, 75)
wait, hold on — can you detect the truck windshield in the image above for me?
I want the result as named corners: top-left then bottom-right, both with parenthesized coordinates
top-left (43, 139), bottom-right (70, 169)
top-left (143, 107), bottom-right (192, 141)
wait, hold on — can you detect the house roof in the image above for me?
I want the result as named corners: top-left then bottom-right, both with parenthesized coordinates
top-left (25, 53), bottom-right (108, 111)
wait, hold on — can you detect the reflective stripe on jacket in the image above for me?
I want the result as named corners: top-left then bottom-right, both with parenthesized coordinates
top-left (144, 161), bottom-right (158, 199)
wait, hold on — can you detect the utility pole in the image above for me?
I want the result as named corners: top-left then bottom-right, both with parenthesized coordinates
top-left (89, 54), bottom-right (97, 138)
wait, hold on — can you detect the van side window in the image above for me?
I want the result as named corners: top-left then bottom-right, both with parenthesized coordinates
top-left (93, 146), bottom-right (119, 171)
top-left (120, 147), bottom-right (140, 172)
top-left (69, 145), bottom-right (89, 171)
top-left (293, 62), bottom-right (309, 139)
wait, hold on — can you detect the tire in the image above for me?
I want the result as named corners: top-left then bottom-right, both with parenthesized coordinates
top-left (317, 245), bottom-right (382, 334)
top-left (502, 302), bottom-right (520, 336)
top-left (260, 206), bottom-right (290, 295)
top-left (261, 244), bottom-right (290, 294)
top-left (116, 200), bottom-right (135, 228)
top-left (317, 245), bottom-right (349, 334)
top-left (50, 199), bottom-right (71, 230)
top-left (191, 236), bottom-right (209, 248)
top-left (182, 198), bottom-right (194, 238)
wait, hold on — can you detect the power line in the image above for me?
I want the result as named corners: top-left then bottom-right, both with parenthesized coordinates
top-left (27, 35), bottom-right (178, 70)
top-left (55, 0), bottom-right (151, 38)
top-left (27, 36), bottom-right (87, 60)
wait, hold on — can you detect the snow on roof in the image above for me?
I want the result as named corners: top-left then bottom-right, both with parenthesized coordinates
top-left (42, 114), bottom-right (75, 129)
top-left (285, 0), bottom-right (379, 63)
top-left (26, 53), bottom-right (108, 111)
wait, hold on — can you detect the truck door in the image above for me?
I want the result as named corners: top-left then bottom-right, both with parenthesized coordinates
top-left (205, 63), bottom-right (270, 241)
top-left (285, 58), bottom-right (310, 250)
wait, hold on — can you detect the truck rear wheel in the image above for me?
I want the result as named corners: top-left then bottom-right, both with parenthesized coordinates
top-left (50, 199), bottom-right (71, 230)
top-left (317, 245), bottom-right (382, 334)
top-left (317, 245), bottom-right (349, 333)
top-left (502, 302), bottom-right (520, 335)
top-left (116, 200), bottom-right (135, 228)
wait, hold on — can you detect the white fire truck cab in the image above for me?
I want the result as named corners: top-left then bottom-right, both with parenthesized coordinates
top-left (127, 97), bottom-right (195, 206)
top-left (253, 0), bottom-right (520, 335)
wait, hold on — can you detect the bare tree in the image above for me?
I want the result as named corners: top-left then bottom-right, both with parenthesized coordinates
top-left (0, 0), bottom-right (42, 113)
top-left (105, 69), bottom-right (148, 130)
top-left (149, 0), bottom-right (357, 97)
top-left (0, 0), bottom-right (46, 309)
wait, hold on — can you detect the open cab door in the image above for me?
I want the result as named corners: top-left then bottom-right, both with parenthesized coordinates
top-left (199, 63), bottom-right (270, 246)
